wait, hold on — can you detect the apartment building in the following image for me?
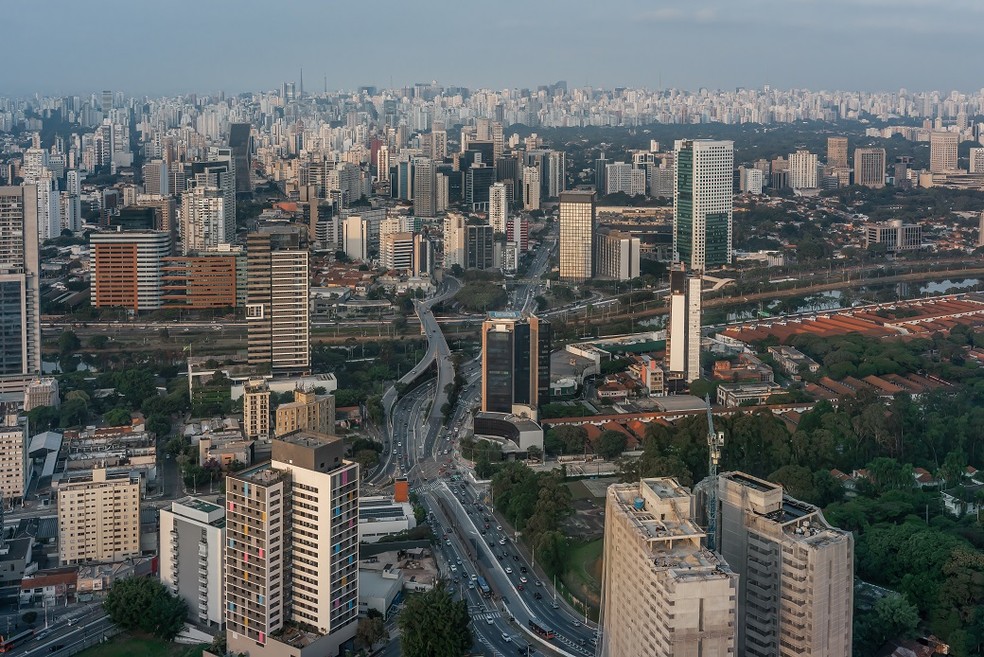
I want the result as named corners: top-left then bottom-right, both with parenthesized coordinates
top-left (160, 497), bottom-right (225, 628)
top-left (275, 387), bottom-right (335, 437)
top-left (57, 468), bottom-right (140, 565)
top-left (242, 379), bottom-right (271, 442)
top-left (0, 414), bottom-right (27, 504)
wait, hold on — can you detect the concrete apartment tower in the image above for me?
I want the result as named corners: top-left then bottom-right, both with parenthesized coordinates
top-left (242, 379), bottom-right (271, 441)
top-left (601, 478), bottom-right (737, 657)
top-left (225, 433), bottom-right (360, 657)
top-left (160, 497), bottom-right (226, 629)
top-left (854, 148), bottom-right (886, 188)
top-left (57, 469), bottom-right (141, 565)
top-left (558, 190), bottom-right (596, 282)
top-left (826, 136), bottom-right (848, 169)
top-left (930, 131), bottom-right (958, 173)
top-left (0, 186), bottom-right (41, 396)
top-left (717, 472), bottom-right (853, 657)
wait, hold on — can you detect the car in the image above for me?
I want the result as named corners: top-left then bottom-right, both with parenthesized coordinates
top-left (36, 630), bottom-right (50, 640)
top-left (445, 540), bottom-right (451, 546)
top-left (551, 601), bottom-right (560, 609)
top-left (468, 582), bottom-right (476, 589)
top-left (456, 559), bottom-right (462, 565)
top-left (572, 620), bottom-right (582, 627)
top-left (471, 574), bottom-right (478, 581)
top-left (450, 565), bottom-right (457, 572)
top-left (520, 576), bottom-right (528, 583)
top-left (520, 566), bottom-right (527, 574)
top-left (486, 614), bottom-right (495, 625)
top-left (517, 584), bottom-right (524, 591)
top-left (499, 538), bottom-right (506, 545)
top-left (505, 567), bottom-right (513, 574)
top-left (534, 592), bottom-right (542, 600)
top-left (501, 632), bottom-right (512, 642)
top-left (513, 555), bottom-right (520, 561)
top-left (496, 525), bottom-right (502, 530)
top-left (578, 638), bottom-right (587, 646)
top-left (535, 580), bottom-right (542, 587)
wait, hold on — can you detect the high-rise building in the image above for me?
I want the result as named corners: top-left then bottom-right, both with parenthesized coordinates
top-left (180, 161), bottom-right (235, 254)
top-left (161, 250), bottom-right (242, 309)
top-left (667, 266), bottom-right (702, 383)
top-left (91, 230), bottom-right (172, 312)
top-left (788, 150), bottom-right (819, 189)
top-left (717, 472), bottom-right (854, 657)
top-left (143, 159), bottom-right (169, 196)
top-left (465, 224), bottom-right (494, 270)
top-left (489, 182), bottom-right (508, 234)
top-left (673, 140), bottom-right (734, 271)
top-left (412, 157), bottom-right (436, 217)
top-left (739, 166), bottom-right (764, 194)
top-left (969, 147), bottom-right (984, 174)
top-left (978, 212), bottom-right (984, 249)
top-left (930, 131), bottom-right (959, 173)
top-left (0, 186), bottom-right (41, 395)
top-left (57, 468), bottom-right (140, 565)
top-left (342, 215), bottom-right (369, 262)
top-left (380, 232), bottom-right (415, 272)
top-left (481, 312), bottom-right (550, 418)
top-left (242, 379), bottom-right (271, 442)
top-left (854, 148), bottom-right (886, 188)
top-left (601, 478), bottom-right (737, 657)
top-left (159, 497), bottom-right (226, 629)
top-left (246, 228), bottom-right (310, 375)
top-left (443, 214), bottom-right (466, 269)
top-left (225, 433), bottom-right (360, 656)
top-left (24, 376), bottom-right (59, 411)
top-left (827, 136), bottom-right (849, 168)
top-left (0, 414), bottom-right (27, 505)
top-left (605, 162), bottom-right (633, 195)
top-left (594, 227), bottom-right (640, 281)
top-left (558, 190), bottom-right (596, 282)
top-left (227, 123), bottom-right (253, 195)
top-left (275, 387), bottom-right (335, 437)
top-left (522, 165), bottom-right (541, 211)
top-left (594, 155), bottom-right (609, 195)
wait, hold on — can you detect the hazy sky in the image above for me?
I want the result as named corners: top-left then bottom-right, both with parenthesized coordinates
top-left (7, 0), bottom-right (982, 96)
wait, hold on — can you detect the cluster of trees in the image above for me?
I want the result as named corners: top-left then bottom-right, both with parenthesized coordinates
top-left (103, 577), bottom-right (187, 641)
top-left (397, 584), bottom-right (471, 657)
top-left (543, 425), bottom-right (627, 460)
top-left (313, 340), bottom-right (426, 412)
top-left (349, 437), bottom-right (384, 471)
top-left (491, 462), bottom-right (573, 578)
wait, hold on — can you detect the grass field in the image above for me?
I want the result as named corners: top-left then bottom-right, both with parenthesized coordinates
top-left (560, 538), bottom-right (604, 619)
top-left (78, 634), bottom-right (208, 657)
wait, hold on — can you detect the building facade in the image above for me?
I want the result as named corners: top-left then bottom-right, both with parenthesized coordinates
top-left (788, 150), bottom-right (819, 189)
top-left (57, 469), bottom-right (141, 565)
top-left (667, 266), bottom-right (702, 383)
top-left (24, 376), bottom-right (59, 411)
top-left (275, 387), bottom-right (335, 437)
top-left (0, 186), bottom-right (41, 395)
top-left (90, 230), bottom-right (172, 312)
top-left (854, 148), bottom-right (886, 188)
top-left (161, 251), bottom-right (241, 309)
top-left (488, 182), bottom-right (507, 234)
top-left (865, 220), bottom-right (922, 252)
top-left (558, 190), bottom-right (596, 282)
top-left (594, 227), bottom-right (640, 281)
top-left (717, 472), bottom-right (853, 657)
top-left (0, 414), bottom-right (26, 504)
top-left (160, 497), bottom-right (225, 629)
top-left (827, 137), bottom-right (849, 168)
top-left (225, 434), bottom-right (359, 656)
top-left (601, 478), bottom-right (737, 657)
top-left (673, 140), bottom-right (733, 271)
top-left (242, 379), bottom-right (271, 442)
top-left (930, 131), bottom-right (959, 173)
top-left (481, 312), bottom-right (550, 419)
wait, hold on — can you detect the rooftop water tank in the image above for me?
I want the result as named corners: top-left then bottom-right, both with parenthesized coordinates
top-left (633, 497), bottom-right (645, 510)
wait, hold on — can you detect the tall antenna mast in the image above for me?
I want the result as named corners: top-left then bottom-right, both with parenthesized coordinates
top-left (705, 393), bottom-right (725, 550)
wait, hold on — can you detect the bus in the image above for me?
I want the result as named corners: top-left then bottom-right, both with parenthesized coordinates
top-left (476, 576), bottom-right (491, 597)
top-left (0, 629), bottom-right (35, 653)
top-left (528, 619), bottom-right (555, 640)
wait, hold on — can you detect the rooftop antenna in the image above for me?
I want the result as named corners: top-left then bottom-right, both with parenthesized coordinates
top-left (705, 393), bottom-right (725, 550)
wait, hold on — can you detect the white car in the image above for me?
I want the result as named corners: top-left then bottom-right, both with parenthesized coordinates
top-left (501, 632), bottom-right (512, 643)
top-left (486, 614), bottom-right (495, 625)
top-left (505, 567), bottom-right (513, 574)
top-left (520, 576), bottom-right (528, 584)
top-left (498, 538), bottom-right (506, 545)
top-left (450, 565), bottom-right (457, 572)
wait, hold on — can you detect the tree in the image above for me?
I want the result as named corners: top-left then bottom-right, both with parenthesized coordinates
top-left (58, 330), bottom-right (81, 356)
top-left (855, 593), bottom-right (920, 655)
top-left (103, 576), bottom-right (187, 641)
top-left (354, 449), bottom-right (380, 470)
top-left (88, 335), bottom-right (109, 350)
top-left (103, 407), bottom-right (132, 427)
top-left (59, 398), bottom-right (89, 428)
top-left (398, 583), bottom-right (471, 657)
top-left (597, 430), bottom-right (628, 459)
top-left (527, 445), bottom-right (543, 461)
top-left (27, 405), bottom-right (60, 434)
top-left (357, 616), bottom-right (388, 650)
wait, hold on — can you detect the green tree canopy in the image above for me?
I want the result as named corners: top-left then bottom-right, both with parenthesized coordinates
top-left (397, 584), bottom-right (471, 657)
top-left (103, 576), bottom-right (187, 641)
top-left (596, 430), bottom-right (628, 459)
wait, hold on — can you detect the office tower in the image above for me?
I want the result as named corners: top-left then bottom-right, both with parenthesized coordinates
top-left (667, 266), bottom-right (702, 383)
top-left (380, 232), bottom-right (415, 271)
top-left (466, 224), bottom-right (494, 270)
top-left (64, 170), bottom-right (82, 232)
top-left (431, 124), bottom-right (447, 161)
top-left (491, 121), bottom-right (504, 163)
top-left (594, 155), bottom-right (609, 195)
top-left (143, 159), bottom-right (169, 196)
top-left (101, 90), bottom-right (113, 114)
top-left (0, 414), bottom-right (26, 505)
top-left (969, 147), bottom-right (984, 174)
top-left (24, 376), bottom-right (59, 411)
top-left (443, 214), bottom-right (466, 269)
top-left (377, 145), bottom-right (390, 183)
top-left (717, 472), bottom-right (854, 657)
top-left (90, 229), bottom-right (171, 312)
top-left (594, 228), bottom-right (640, 281)
top-left (522, 165), bottom-right (541, 211)
top-left (544, 150), bottom-right (567, 198)
top-left (788, 150), bottom-right (819, 189)
top-left (57, 468), bottom-right (140, 565)
top-left (0, 186), bottom-right (41, 395)
top-left (466, 165), bottom-right (495, 210)
top-left (854, 148), bottom-right (886, 188)
top-left (436, 172), bottom-right (449, 212)
top-left (242, 379), bottom-right (271, 442)
top-left (558, 190), bottom-right (596, 282)
top-left (489, 183), bottom-right (508, 234)
top-left (181, 161), bottom-right (235, 254)
top-left (160, 497), bottom-right (225, 629)
top-left (739, 166), bottom-right (764, 194)
top-left (827, 136), bottom-right (849, 168)
top-left (246, 228), bottom-right (310, 375)
top-left (601, 479), bottom-right (737, 657)
top-left (930, 131), bottom-right (959, 173)
top-left (227, 123), bottom-right (252, 195)
top-left (225, 434), bottom-right (360, 656)
top-left (605, 162), bottom-right (633, 195)
top-left (412, 234), bottom-right (433, 276)
top-left (275, 387), bottom-right (335, 437)
top-left (413, 157), bottom-right (437, 217)
top-left (342, 215), bottom-right (368, 261)
top-left (481, 312), bottom-right (550, 418)
top-left (673, 140), bottom-right (734, 271)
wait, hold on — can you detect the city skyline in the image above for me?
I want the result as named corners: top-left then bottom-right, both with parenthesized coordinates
top-left (7, 0), bottom-right (984, 96)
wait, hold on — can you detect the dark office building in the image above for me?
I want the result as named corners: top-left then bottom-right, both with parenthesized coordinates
top-left (481, 312), bottom-right (551, 417)
top-left (465, 224), bottom-right (494, 270)
top-left (227, 123), bottom-right (252, 196)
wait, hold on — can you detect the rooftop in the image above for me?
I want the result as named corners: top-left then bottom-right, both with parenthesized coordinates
top-left (276, 431), bottom-right (340, 449)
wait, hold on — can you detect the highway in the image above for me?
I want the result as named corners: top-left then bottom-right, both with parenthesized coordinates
top-left (20, 608), bottom-right (116, 657)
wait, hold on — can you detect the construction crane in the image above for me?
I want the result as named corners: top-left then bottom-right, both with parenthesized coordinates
top-left (705, 393), bottom-right (725, 550)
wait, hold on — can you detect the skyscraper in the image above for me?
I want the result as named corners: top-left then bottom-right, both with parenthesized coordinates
top-left (522, 165), bottom-right (541, 211)
top-left (246, 228), bottom-right (310, 375)
top-left (181, 161), bottom-right (235, 254)
top-left (558, 190), bottom-right (596, 282)
top-left (601, 478), bottom-right (737, 657)
top-left (227, 123), bottom-right (253, 195)
top-left (481, 312), bottom-right (550, 418)
top-left (788, 149), bottom-right (819, 189)
top-left (465, 224), bottom-right (494, 270)
top-left (594, 227), bottom-right (640, 281)
top-left (443, 214), bottom-right (466, 269)
top-left (827, 136), bottom-right (849, 168)
top-left (160, 497), bottom-right (225, 629)
top-left (717, 472), bottom-right (853, 657)
top-left (143, 159), bottom-right (169, 196)
top-left (673, 140), bottom-right (734, 271)
top-left (667, 266), bottom-right (702, 383)
top-left (225, 433), bottom-right (360, 656)
top-left (412, 157), bottom-right (437, 217)
top-left (0, 186), bottom-right (41, 394)
top-left (930, 131), bottom-right (959, 173)
top-left (853, 148), bottom-right (886, 188)
top-left (489, 182), bottom-right (508, 234)
top-left (242, 379), bottom-right (271, 442)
